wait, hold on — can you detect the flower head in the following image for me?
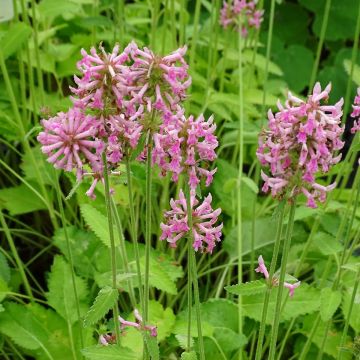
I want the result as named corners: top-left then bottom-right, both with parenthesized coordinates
top-left (119, 309), bottom-right (157, 337)
top-left (284, 281), bottom-right (301, 297)
top-left (257, 82), bottom-right (344, 208)
top-left (160, 190), bottom-right (223, 253)
top-left (255, 255), bottom-right (269, 279)
top-left (220, 0), bottom-right (264, 36)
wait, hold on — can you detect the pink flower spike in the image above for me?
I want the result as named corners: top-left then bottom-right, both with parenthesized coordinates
top-left (255, 255), bottom-right (269, 279)
top-left (284, 281), bottom-right (301, 297)
top-left (119, 309), bottom-right (157, 337)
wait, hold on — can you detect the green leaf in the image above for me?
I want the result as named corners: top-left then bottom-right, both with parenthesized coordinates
top-left (0, 23), bottom-right (32, 59)
top-left (320, 288), bottom-right (342, 322)
top-left (344, 60), bottom-right (360, 86)
top-left (181, 351), bottom-right (197, 360)
top-left (80, 204), bottom-right (118, 247)
top-left (342, 288), bottom-right (360, 332)
top-left (47, 256), bottom-right (89, 325)
top-left (38, 0), bottom-right (83, 21)
top-left (82, 345), bottom-right (137, 360)
top-left (144, 334), bottom-right (160, 360)
top-left (313, 232), bottom-right (343, 255)
top-left (243, 284), bottom-right (320, 324)
top-left (225, 280), bottom-right (267, 296)
top-left (84, 286), bottom-right (118, 327)
top-left (0, 184), bottom-right (47, 215)
top-left (0, 252), bottom-right (10, 283)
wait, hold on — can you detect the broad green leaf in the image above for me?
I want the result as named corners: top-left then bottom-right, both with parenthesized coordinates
top-left (80, 204), bottom-right (118, 247)
top-left (242, 177), bottom-right (259, 194)
top-left (0, 279), bottom-right (9, 302)
top-left (243, 284), bottom-right (320, 324)
top-left (225, 280), bottom-right (267, 296)
top-left (243, 50), bottom-right (283, 76)
top-left (0, 302), bottom-right (75, 359)
top-left (47, 256), bottom-right (89, 325)
top-left (84, 286), bottom-right (118, 327)
top-left (181, 351), bottom-right (197, 360)
top-left (38, 0), bottom-right (83, 21)
top-left (313, 232), bottom-right (343, 255)
top-left (320, 288), bottom-right (342, 322)
top-left (0, 184), bottom-right (47, 215)
top-left (82, 345), bottom-right (137, 360)
top-left (342, 288), bottom-right (360, 332)
top-left (0, 23), bottom-right (32, 59)
top-left (344, 60), bottom-right (360, 86)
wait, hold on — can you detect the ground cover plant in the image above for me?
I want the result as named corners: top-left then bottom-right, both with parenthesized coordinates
top-left (0, 0), bottom-right (360, 359)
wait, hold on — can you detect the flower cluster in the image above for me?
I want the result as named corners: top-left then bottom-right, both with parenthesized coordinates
top-left (255, 255), bottom-right (301, 297)
top-left (351, 87), bottom-right (360, 134)
top-left (257, 82), bottom-right (344, 208)
top-left (220, 0), bottom-right (264, 37)
top-left (98, 309), bottom-right (157, 346)
top-left (160, 190), bottom-right (223, 253)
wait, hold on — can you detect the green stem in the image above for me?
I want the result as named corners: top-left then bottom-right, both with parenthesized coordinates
top-left (338, 265), bottom-right (360, 360)
top-left (0, 210), bottom-right (34, 302)
top-left (342, 0), bottom-right (360, 119)
top-left (110, 198), bottom-right (136, 308)
top-left (189, 0), bottom-right (202, 70)
top-left (54, 172), bottom-right (84, 352)
top-left (180, 0), bottom-right (187, 45)
top-left (237, 16), bottom-right (245, 355)
top-left (125, 156), bottom-right (144, 310)
top-left (102, 153), bottom-right (121, 344)
top-left (309, 0), bottom-right (331, 90)
top-left (268, 199), bottom-right (297, 360)
top-left (187, 235), bottom-right (192, 352)
top-left (261, 0), bottom-right (276, 113)
top-left (298, 315), bottom-right (321, 360)
top-left (144, 133), bottom-right (153, 324)
top-left (184, 184), bottom-right (205, 360)
top-left (255, 201), bottom-right (286, 360)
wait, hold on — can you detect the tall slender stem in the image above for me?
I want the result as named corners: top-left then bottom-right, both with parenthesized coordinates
top-left (184, 184), bottom-right (205, 360)
top-left (110, 198), bottom-right (136, 308)
top-left (54, 172), bottom-right (84, 350)
top-left (237, 16), bottom-right (245, 357)
top-left (255, 201), bottom-right (286, 360)
top-left (125, 156), bottom-right (144, 310)
top-left (187, 235), bottom-right (192, 351)
top-left (342, 0), bottom-right (360, 119)
top-left (268, 199), bottom-right (297, 360)
top-left (0, 210), bottom-right (34, 302)
top-left (189, 0), bottom-right (202, 70)
top-left (144, 133), bottom-right (153, 324)
top-left (102, 153), bottom-right (121, 344)
top-left (309, 0), bottom-right (331, 90)
top-left (338, 265), bottom-right (360, 360)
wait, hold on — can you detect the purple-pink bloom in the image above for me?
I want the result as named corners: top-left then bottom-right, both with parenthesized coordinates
top-left (257, 82), bottom-right (344, 208)
top-left (160, 190), bottom-right (223, 253)
top-left (351, 87), bottom-right (360, 134)
top-left (255, 255), bottom-right (269, 279)
top-left (119, 309), bottom-right (157, 337)
top-left (220, 0), bottom-right (264, 36)
top-left (284, 281), bottom-right (301, 297)
top-left (152, 112), bottom-right (218, 190)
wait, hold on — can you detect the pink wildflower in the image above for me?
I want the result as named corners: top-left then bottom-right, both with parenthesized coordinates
top-left (220, 0), bottom-right (264, 36)
top-left (257, 82), bottom-right (344, 208)
top-left (284, 281), bottom-right (301, 297)
top-left (152, 112), bottom-right (218, 190)
top-left (119, 309), bottom-right (157, 337)
top-left (255, 255), bottom-right (269, 279)
top-left (160, 190), bottom-right (223, 253)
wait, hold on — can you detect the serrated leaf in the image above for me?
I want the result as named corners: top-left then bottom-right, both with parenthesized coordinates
top-left (225, 280), bottom-right (267, 296)
top-left (144, 334), bottom-right (159, 360)
top-left (320, 288), bottom-right (342, 322)
top-left (47, 256), bottom-right (89, 325)
top-left (313, 232), bottom-right (343, 255)
top-left (82, 345), bottom-right (137, 360)
top-left (181, 351), bottom-right (197, 360)
top-left (80, 204), bottom-right (118, 247)
top-left (84, 286), bottom-right (118, 327)
top-left (0, 23), bottom-right (32, 59)
top-left (243, 284), bottom-right (320, 324)
top-left (0, 184), bottom-right (47, 215)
